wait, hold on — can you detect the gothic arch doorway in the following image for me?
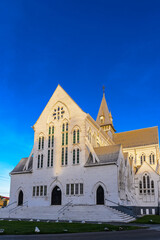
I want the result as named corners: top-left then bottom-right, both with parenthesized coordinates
top-left (18, 190), bottom-right (23, 206)
top-left (96, 185), bottom-right (104, 205)
top-left (51, 186), bottom-right (62, 205)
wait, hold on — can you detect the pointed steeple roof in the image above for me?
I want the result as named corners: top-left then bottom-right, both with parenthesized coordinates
top-left (96, 91), bottom-right (112, 126)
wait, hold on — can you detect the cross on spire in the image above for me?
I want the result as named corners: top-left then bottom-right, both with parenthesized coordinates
top-left (103, 85), bottom-right (105, 96)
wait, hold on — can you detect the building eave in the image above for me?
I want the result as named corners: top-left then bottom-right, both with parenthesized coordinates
top-left (10, 171), bottom-right (33, 175)
top-left (84, 162), bottom-right (117, 167)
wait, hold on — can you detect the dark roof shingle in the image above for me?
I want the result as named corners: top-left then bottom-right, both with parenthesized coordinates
top-left (11, 157), bottom-right (33, 174)
top-left (113, 127), bottom-right (159, 148)
top-left (85, 144), bottom-right (121, 167)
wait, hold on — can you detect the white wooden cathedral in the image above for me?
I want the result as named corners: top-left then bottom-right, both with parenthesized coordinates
top-left (1, 85), bottom-right (160, 222)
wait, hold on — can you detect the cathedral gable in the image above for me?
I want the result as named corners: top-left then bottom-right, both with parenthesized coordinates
top-left (33, 85), bottom-right (86, 132)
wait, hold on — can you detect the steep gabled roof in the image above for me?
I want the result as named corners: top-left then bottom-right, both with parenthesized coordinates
top-left (10, 157), bottom-right (33, 175)
top-left (85, 144), bottom-right (121, 167)
top-left (96, 93), bottom-right (112, 126)
top-left (33, 84), bottom-right (86, 128)
top-left (113, 126), bottom-right (159, 148)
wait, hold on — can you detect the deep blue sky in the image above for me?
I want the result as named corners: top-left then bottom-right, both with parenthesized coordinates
top-left (0, 0), bottom-right (160, 196)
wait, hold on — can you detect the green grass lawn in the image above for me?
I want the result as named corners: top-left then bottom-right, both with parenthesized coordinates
top-left (0, 220), bottom-right (142, 235)
top-left (134, 215), bottom-right (160, 224)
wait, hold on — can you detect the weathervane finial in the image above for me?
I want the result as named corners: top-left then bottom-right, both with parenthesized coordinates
top-left (103, 85), bottom-right (105, 96)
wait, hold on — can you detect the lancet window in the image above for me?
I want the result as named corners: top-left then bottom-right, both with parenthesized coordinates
top-left (73, 148), bottom-right (80, 165)
top-left (73, 128), bottom-right (80, 144)
top-left (140, 154), bottom-right (146, 165)
top-left (38, 136), bottom-right (44, 150)
top-left (47, 125), bottom-right (54, 167)
top-left (37, 154), bottom-right (43, 169)
top-left (149, 153), bottom-right (155, 165)
top-left (62, 122), bottom-right (68, 166)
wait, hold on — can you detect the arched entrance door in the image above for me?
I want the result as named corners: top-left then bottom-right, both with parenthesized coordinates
top-left (18, 190), bottom-right (23, 206)
top-left (51, 186), bottom-right (62, 205)
top-left (96, 186), bottom-right (104, 205)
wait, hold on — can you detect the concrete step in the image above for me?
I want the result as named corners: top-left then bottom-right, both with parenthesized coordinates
top-left (107, 207), bottom-right (136, 222)
top-left (0, 205), bottom-right (136, 223)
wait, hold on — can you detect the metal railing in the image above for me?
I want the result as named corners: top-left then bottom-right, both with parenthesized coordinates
top-left (6, 201), bottom-right (17, 208)
top-left (106, 198), bottom-right (136, 217)
top-left (9, 201), bottom-right (28, 214)
top-left (58, 201), bottom-right (73, 215)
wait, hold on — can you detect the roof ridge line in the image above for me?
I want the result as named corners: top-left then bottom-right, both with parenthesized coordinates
top-left (115, 126), bottom-right (158, 134)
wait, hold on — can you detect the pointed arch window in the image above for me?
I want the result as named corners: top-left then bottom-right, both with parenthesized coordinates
top-left (77, 149), bottom-right (80, 164)
top-left (38, 137), bottom-right (41, 150)
top-left (37, 155), bottom-right (40, 168)
top-left (73, 127), bottom-right (80, 144)
top-left (37, 154), bottom-right (43, 169)
top-left (139, 173), bottom-right (155, 196)
top-left (42, 137), bottom-right (44, 149)
top-left (140, 154), bottom-right (146, 165)
top-left (41, 154), bottom-right (43, 168)
top-left (149, 153), bottom-right (155, 165)
top-left (151, 180), bottom-right (154, 194)
top-left (48, 125), bottom-right (54, 167)
top-left (62, 123), bottom-right (68, 146)
top-left (61, 148), bottom-right (64, 165)
top-left (73, 130), bottom-right (76, 144)
top-left (73, 149), bottom-right (75, 164)
top-left (18, 190), bottom-right (23, 206)
top-left (48, 125), bottom-right (54, 148)
top-left (62, 122), bottom-right (68, 166)
top-left (38, 134), bottom-right (44, 150)
top-left (139, 181), bottom-right (142, 194)
top-left (73, 148), bottom-right (80, 165)
top-left (77, 129), bottom-right (80, 143)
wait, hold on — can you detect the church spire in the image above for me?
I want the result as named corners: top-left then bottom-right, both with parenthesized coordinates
top-left (96, 87), bottom-right (115, 135)
top-left (103, 85), bottom-right (105, 96)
